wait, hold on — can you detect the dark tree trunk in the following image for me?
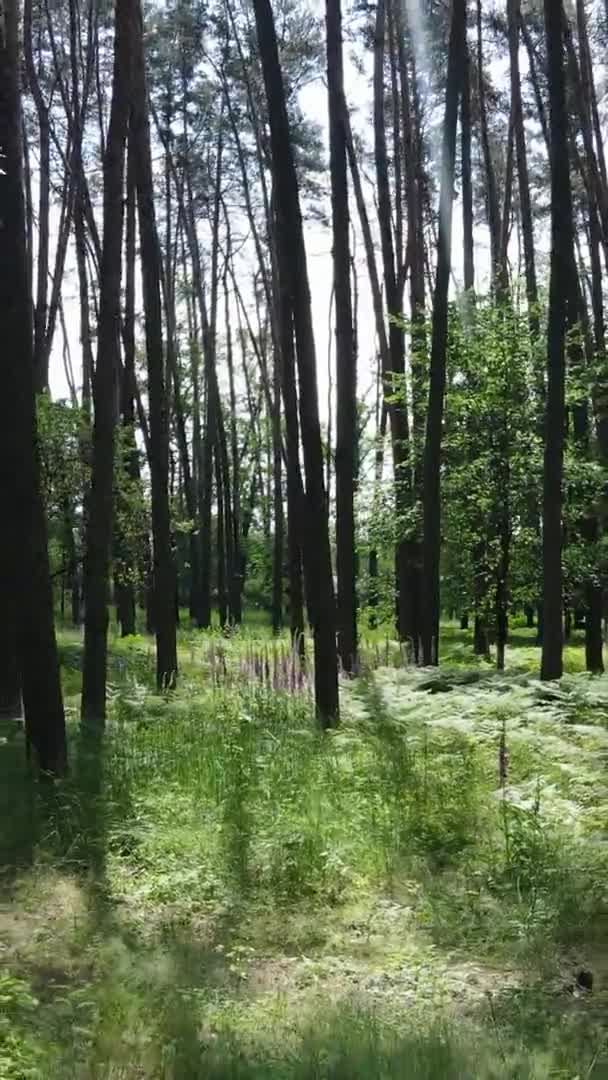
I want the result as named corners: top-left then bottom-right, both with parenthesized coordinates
top-left (327, 0), bottom-right (357, 672)
top-left (143, 532), bottom-right (155, 635)
top-left (0, 0), bottom-right (67, 772)
top-left (224, 272), bottom-right (243, 623)
top-left (508, 0), bottom-right (539, 336)
top-left (215, 450), bottom-right (228, 628)
top-left (462, 28), bottom-right (488, 655)
top-left (476, 0), bottom-right (501, 285)
top-left (395, 2), bottom-right (425, 469)
top-left (131, 0), bottom-right (178, 690)
top-left (82, 0), bottom-right (132, 724)
top-left (271, 348), bottom-right (284, 636)
top-left (199, 371), bottom-right (215, 631)
top-left (162, 115), bottom-right (201, 631)
top-left (568, 275), bottom-right (604, 674)
top-left (373, 0), bottom-right (414, 649)
top-left (461, 33), bottom-right (475, 296)
top-left (192, 116), bottom-right (225, 631)
top-left (23, 0), bottom-right (50, 393)
top-left (115, 135), bottom-right (137, 639)
top-left (254, 0), bottom-right (339, 726)
top-left (421, 0), bottom-right (466, 665)
top-left (277, 268), bottom-right (306, 657)
top-left (0, 636), bottom-right (21, 720)
top-left (541, 0), bottom-right (573, 681)
top-left (564, 601), bottom-right (572, 644)
top-left (344, 104), bottom-right (389, 383)
top-left (368, 399), bottom-right (387, 628)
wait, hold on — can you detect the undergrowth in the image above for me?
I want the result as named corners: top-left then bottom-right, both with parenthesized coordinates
top-left (2, 634), bottom-right (608, 1076)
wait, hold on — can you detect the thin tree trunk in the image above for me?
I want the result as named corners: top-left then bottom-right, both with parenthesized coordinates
top-left (23, 0), bottom-right (50, 392)
top-left (277, 253), bottom-right (306, 657)
top-left (374, 0), bottom-right (414, 649)
top-left (343, 103), bottom-right (389, 380)
top-left (476, 0), bottom-right (501, 284)
top-left (541, 0), bottom-right (573, 681)
top-left (131, 0), bottom-right (178, 689)
top-left (421, 0), bottom-right (466, 666)
top-left (0, 0), bottom-right (67, 771)
top-left (508, 0), bottom-right (539, 336)
top-left (254, 0), bottom-right (339, 726)
top-left (115, 136), bottom-right (138, 639)
top-left (327, 0), bottom-right (357, 672)
top-left (461, 33), bottom-right (474, 296)
top-left (271, 343), bottom-right (284, 636)
top-left (82, 0), bottom-right (132, 724)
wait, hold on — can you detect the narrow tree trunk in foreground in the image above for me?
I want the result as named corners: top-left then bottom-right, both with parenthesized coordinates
top-left (327, 0), bottom-right (357, 673)
top-left (115, 137), bottom-right (138, 639)
top-left (461, 34), bottom-right (475, 297)
top-left (0, 0), bottom-right (67, 771)
top-left (254, 0), bottom-right (339, 726)
top-left (421, 0), bottom-right (466, 665)
top-left (82, 0), bottom-right (132, 724)
top-left (374, 0), bottom-right (414, 649)
top-left (278, 274), bottom-right (306, 658)
top-left (271, 351), bottom-right (284, 636)
top-left (132, 0), bottom-right (177, 689)
top-left (541, 0), bottom-right (573, 681)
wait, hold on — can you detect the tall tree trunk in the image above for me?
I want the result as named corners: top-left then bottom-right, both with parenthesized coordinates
top-left (277, 259), bottom-right (306, 657)
top-left (541, 0), bottom-right (573, 681)
top-left (461, 26), bottom-right (487, 654)
top-left (476, 0), bottom-right (501, 285)
top-left (373, 0), bottom-right (414, 649)
top-left (215, 450), bottom-right (228, 628)
top-left (131, 0), bottom-right (177, 689)
top-left (343, 103), bottom-right (390, 381)
top-left (327, 0), bottom-right (357, 672)
top-left (82, 0), bottom-right (132, 724)
top-left (254, 0), bottom-right (339, 726)
top-left (461, 33), bottom-right (474, 296)
top-left (421, 0), bottom-right (466, 666)
top-left (224, 270), bottom-right (243, 623)
top-left (508, 0), bottom-right (539, 336)
top-left (271, 347), bottom-right (284, 636)
top-left (568, 270), bottom-right (604, 674)
top-left (23, 0), bottom-right (50, 393)
top-left (115, 136), bottom-right (138, 638)
top-left (0, 0), bottom-right (67, 772)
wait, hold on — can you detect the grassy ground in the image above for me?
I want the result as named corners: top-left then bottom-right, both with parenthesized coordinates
top-left (2, 618), bottom-right (608, 1077)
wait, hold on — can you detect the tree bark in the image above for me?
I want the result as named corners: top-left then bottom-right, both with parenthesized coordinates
top-left (131, 0), bottom-right (178, 689)
top-left (508, 0), bottom-right (539, 336)
top-left (421, 0), bottom-right (466, 666)
top-left (541, 0), bottom-right (574, 681)
top-left (476, 0), bottom-right (500, 285)
top-left (0, 0), bottom-right (67, 772)
top-left (327, 0), bottom-right (357, 672)
top-left (82, 0), bottom-right (132, 724)
top-left (461, 33), bottom-right (474, 296)
top-left (254, 0), bottom-right (339, 726)
top-left (373, 0), bottom-right (415, 650)
top-left (115, 136), bottom-right (138, 639)
top-left (224, 268), bottom-right (243, 623)
top-left (23, 0), bottom-right (50, 393)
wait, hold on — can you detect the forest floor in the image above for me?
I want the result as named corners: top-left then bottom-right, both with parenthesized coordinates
top-left (2, 621), bottom-right (608, 1077)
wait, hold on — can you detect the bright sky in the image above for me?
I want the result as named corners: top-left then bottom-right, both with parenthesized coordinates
top-left (49, 0), bottom-right (536, 431)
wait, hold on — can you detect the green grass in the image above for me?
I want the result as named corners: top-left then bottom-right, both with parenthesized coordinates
top-left (2, 619), bottom-right (608, 1076)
